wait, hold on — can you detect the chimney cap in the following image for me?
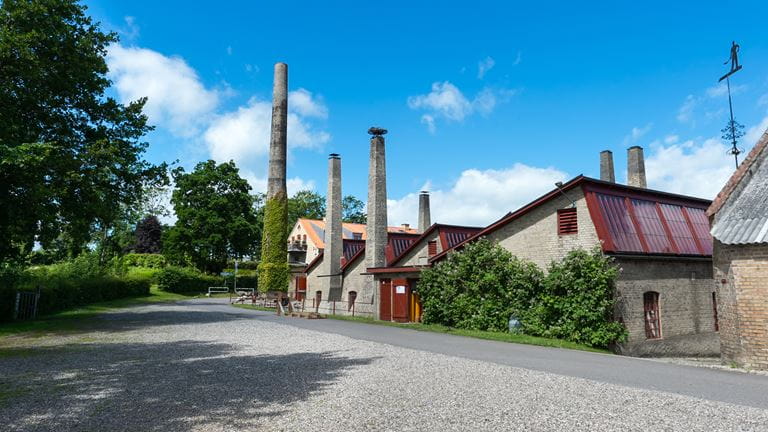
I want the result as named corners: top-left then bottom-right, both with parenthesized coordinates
top-left (329, 153), bottom-right (340, 159)
top-left (420, 190), bottom-right (429, 195)
top-left (368, 127), bottom-right (388, 136)
top-left (600, 149), bottom-right (613, 154)
top-left (628, 145), bottom-right (643, 150)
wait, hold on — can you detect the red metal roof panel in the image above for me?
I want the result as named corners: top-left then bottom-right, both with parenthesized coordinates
top-left (631, 199), bottom-right (675, 254)
top-left (658, 204), bottom-right (700, 254)
top-left (595, 193), bottom-right (644, 253)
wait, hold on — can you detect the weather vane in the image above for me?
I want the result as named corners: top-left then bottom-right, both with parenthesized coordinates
top-left (718, 41), bottom-right (744, 168)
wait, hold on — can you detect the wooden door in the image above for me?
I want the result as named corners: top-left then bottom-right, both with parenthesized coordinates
top-left (379, 279), bottom-right (392, 321)
top-left (295, 276), bottom-right (307, 301)
top-left (392, 279), bottom-right (409, 322)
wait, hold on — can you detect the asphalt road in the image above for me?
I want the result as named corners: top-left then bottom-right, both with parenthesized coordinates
top-left (209, 298), bottom-right (768, 410)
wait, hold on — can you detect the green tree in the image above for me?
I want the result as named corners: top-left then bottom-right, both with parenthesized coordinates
top-left (287, 190), bottom-right (325, 229)
top-left (165, 160), bottom-right (260, 274)
top-left (0, 0), bottom-right (166, 263)
top-left (417, 238), bottom-right (544, 332)
top-left (342, 195), bottom-right (367, 224)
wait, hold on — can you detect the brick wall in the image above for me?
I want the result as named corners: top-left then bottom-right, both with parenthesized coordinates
top-left (613, 257), bottom-right (719, 357)
top-left (397, 231), bottom-right (441, 267)
top-left (484, 190), bottom-right (601, 270)
top-left (713, 240), bottom-right (768, 370)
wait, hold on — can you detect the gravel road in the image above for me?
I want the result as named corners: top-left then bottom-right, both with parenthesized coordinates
top-left (1, 299), bottom-right (767, 431)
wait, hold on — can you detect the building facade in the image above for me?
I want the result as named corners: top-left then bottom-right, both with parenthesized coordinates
top-left (709, 130), bottom-right (768, 370)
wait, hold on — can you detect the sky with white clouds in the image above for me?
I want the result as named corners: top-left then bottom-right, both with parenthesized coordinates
top-left (88, 0), bottom-right (768, 228)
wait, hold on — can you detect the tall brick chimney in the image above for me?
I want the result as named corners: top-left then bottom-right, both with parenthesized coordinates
top-left (418, 191), bottom-right (431, 233)
top-left (600, 150), bottom-right (615, 183)
top-left (322, 153), bottom-right (343, 300)
top-left (627, 146), bottom-right (647, 188)
top-left (366, 128), bottom-right (388, 271)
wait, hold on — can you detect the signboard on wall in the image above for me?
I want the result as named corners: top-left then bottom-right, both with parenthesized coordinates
top-left (395, 285), bottom-right (406, 294)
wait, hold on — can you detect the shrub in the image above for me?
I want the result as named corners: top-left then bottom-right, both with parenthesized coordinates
top-left (122, 253), bottom-right (167, 269)
top-left (0, 260), bottom-right (150, 322)
top-left (156, 266), bottom-right (224, 293)
top-left (523, 248), bottom-right (627, 347)
top-left (417, 239), bottom-right (544, 332)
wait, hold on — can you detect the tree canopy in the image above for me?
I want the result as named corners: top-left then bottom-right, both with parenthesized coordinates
top-left (0, 0), bottom-right (166, 263)
top-left (164, 160), bottom-right (260, 274)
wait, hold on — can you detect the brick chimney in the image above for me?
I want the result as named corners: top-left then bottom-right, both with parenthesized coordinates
top-left (600, 150), bottom-right (615, 183)
top-left (418, 191), bottom-right (431, 233)
top-left (322, 153), bottom-right (343, 300)
top-left (627, 146), bottom-right (647, 188)
top-left (366, 129), bottom-right (388, 271)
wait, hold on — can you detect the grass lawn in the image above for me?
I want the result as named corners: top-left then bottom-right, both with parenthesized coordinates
top-left (0, 286), bottom-right (210, 339)
top-left (229, 303), bottom-right (609, 354)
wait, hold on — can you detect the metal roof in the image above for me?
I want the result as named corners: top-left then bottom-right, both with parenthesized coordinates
top-left (711, 145), bottom-right (768, 245)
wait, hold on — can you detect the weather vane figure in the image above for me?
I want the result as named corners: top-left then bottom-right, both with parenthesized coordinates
top-left (723, 41), bottom-right (741, 73)
top-left (718, 41), bottom-right (744, 168)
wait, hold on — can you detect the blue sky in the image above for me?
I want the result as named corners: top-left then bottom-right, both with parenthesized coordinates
top-left (87, 0), bottom-right (768, 226)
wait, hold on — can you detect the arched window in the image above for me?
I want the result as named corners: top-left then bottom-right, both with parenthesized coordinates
top-left (643, 291), bottom-right (661, 339)
top-left (348, 291), bottom-right (357, 311)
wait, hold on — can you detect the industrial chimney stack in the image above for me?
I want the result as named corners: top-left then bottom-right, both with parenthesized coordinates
top-left (627, 146), bottom-right (647, 188)
top-left (366, 128), bottom-right (388, 272)
top-left (322, 153), bottom-right (343, 300)
top-left (418, 191), bottom-right (431, 233)
top-left (600, 150), bottom-right (615, 183)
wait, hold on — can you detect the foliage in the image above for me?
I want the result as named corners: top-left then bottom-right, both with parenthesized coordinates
top-left (523, 248), bottom-right (627, 347)
top-left (258, 194), bottom-right (289, 292)
top-left (133, 215), bottom-right (163, 253)
top-left (228, 260), bottom-right (259, 270)
top-left (287, 190), bottom-right (325, 230)
top-left (417, 241), bottom-right (626, 348)
top-left (165, 160), bottom-right (260, 274)
top-left (417, 239), bottom-right (544, 332)
top-left (342, 195), bottom-right (367, 224)
top-left (0, 254), bottom-right (150, 322)
top-left (122, 253), bottom-right (167, 269)
top-left (0, 0), bottom-right (166, 263)
top-left (156, 266), bottom-right (224, 294)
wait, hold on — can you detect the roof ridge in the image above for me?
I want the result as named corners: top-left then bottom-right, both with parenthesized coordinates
top-left (707, 129), bottom-right (768, 217)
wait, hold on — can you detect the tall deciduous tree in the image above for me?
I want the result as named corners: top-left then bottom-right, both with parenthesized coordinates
top-left (165, 160), bottom-right (260, 274)
top-left (287, 190), bottom-right (325, 230)
top-left (0, 0), bottom-right (166, 263)
top-left (342, 195), bottom-right (367, 224)
top-left (134, 215), bottom-right (163, 254)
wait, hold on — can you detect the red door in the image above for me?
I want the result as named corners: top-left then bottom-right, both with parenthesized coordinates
top-left (379, 279), bottom-right (392, 321)
top-left (295, 276), bottom-right (307, 301)
top-left (392, 279), bottom-right (409, 322)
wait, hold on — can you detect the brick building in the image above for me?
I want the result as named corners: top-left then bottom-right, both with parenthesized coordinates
top-left (708, 130), bottom-right (768, 370)
top-left (370, 147), bottom-right (719, 356)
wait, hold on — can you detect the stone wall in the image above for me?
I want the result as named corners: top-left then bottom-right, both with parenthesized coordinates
top-left (613, 257), bottom-right (719, 357)
top-left (396, 231), bottom-right (441, 267)
top-left (484, 189), bottom-right (600, 270)
top-left (713, 240), bottom-right (768, 370)
top-left (304, 255), bottom-right (374, 318)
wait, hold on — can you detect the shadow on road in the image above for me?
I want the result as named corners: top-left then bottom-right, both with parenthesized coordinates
top-left (0, 340), bottom-right (376, 431)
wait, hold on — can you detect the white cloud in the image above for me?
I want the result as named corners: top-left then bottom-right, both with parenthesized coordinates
top-left (477, 56), bottom-right (495, 79)
top-left (706, 83), bottom-right (747, 98)
top-left (677, 95), bottom-right (697, 124)
top-left (226, 46), bottom-right (233, 55)
top-left (289, 88), bottom-right (328, 119)
top-left (623, 123), bottom-right (653, 145)
top-left (107, 44), bottom-right (220, 137)
top-left (645, 137), bottom-right (736, 198)
top-left (241, 171), bottom-right (316, 195)
top-left (407, 81), bottom-right (516, 132)
top-left (513, 51), bottom-right (522, 66)
top-left (204, 93), bottom-right (330, 169)
top-left (758, 93), bottom-right (768, 107)
top-left (120, 16), bottom-right (140, 41)
top-left (387, 163), bottom-right (569, 227)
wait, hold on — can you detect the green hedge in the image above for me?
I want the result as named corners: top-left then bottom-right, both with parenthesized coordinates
top-left (0, 268), bottom-right (150, 322)
top-left (122, 253), bottom-right (167, 268)
top-left (156, 266), bottom-right (224, 293)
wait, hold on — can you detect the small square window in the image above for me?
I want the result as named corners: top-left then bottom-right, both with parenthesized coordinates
top-left (557, 208), bottom-right (578, 235)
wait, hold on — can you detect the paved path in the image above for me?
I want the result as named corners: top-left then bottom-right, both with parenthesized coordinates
top-left (0, 298), bottom-right (766, 431)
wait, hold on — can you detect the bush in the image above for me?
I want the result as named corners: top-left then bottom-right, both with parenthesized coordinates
top-left (229, 260), bottom-right (258, 270)
top-left (417, 239), bottom-right (544, 332)
top-left (0, 257), bottom-right (151, 322)
top-left (523, 248), bottom-right (627, 347)
top-left (122, 253), bottom-right (167, 269)
top-left (156, 266), bottom-right (224, 293)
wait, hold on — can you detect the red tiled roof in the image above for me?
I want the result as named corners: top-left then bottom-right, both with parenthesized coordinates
top-left (294, 218), bottom-right (419, 249)
top-left (430, 176), bottom-right (712, 262)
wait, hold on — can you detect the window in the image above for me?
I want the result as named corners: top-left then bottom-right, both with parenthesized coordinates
top-left (557, 208), bottom-right (578, 235)
top-left (427, 240), bottom-right (438, 257)
top-left (348, 291), bottom-right (357, 311)
top-left (712, 292), bottom-right (719, 332)
top-left (643, 291), bottom-right (661, 339)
